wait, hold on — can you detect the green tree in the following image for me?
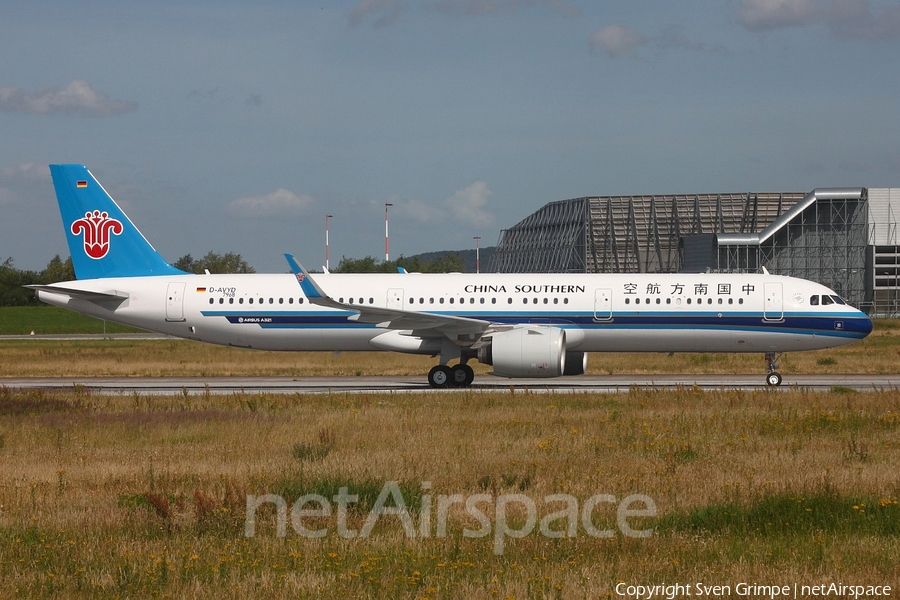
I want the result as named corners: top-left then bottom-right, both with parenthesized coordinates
top-left (173, 251), bottom-right (256, 274)
top-left (0, 257), bottom-right (39, 306)
top-left (40, 255), bottom-right (75, 283)
top-left (332, 253), bottom-right (465, 274)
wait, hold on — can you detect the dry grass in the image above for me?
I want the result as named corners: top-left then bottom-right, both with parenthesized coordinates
top-left (0, 318), bottom-right (898, 378)
top-left (1, 386), bottom-right (899, 597)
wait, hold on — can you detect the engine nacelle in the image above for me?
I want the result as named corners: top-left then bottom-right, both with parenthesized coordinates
top-left (563, 351), bottom-right (588, 376)
top-left (477, 327), bottom-right (566, 378)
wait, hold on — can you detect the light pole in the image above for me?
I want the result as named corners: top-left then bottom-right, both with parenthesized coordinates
top-left (473, 236), bottom-right (481, 274)
top-left (385, 203), bottom-right (393, 262)
top-left (325, 214), bottom-right (333, 271)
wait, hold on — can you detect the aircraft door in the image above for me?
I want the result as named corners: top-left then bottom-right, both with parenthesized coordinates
top-left (763, 282), bottom-right (783, 321)
top-left (593, 288), bottom-right (612, 321)
top-left (166, 282), bottom-right (186, 322)
top-left (387, 288), bottom-right (404, 310)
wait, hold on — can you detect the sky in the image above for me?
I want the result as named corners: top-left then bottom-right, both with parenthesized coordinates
top-left (1, 0), bottom-right (899, 274)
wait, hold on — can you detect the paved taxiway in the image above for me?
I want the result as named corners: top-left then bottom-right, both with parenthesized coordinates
top-left (2, 374), bottom-right (899, 395)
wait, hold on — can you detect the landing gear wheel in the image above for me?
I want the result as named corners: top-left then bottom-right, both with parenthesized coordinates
top-left (428, 365), bottom-right (452, 388)
top-left (766, 371), bottom-right (783, 387)
top-left (764, 351), bottom-right (783, 387)
top-left (451, 364), bottom-right (475, 388)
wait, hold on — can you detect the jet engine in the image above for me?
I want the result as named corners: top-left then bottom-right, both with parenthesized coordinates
top-left (477, 326), bottom-right (566, 378)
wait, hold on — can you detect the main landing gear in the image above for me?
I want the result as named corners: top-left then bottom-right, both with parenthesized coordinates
top-left (765, 351), bottom-right (783, 387)
top-left (428, 362), bottom-right (475, 388)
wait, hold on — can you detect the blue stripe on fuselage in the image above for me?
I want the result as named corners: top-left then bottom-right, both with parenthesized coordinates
top-left (200, 310), bottom-right (872, 339)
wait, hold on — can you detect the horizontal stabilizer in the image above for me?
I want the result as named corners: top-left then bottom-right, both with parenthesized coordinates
top-left (26, 284), bottom-right (130, 302)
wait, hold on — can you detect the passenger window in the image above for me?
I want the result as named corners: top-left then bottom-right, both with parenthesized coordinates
top-left (209, 298), bottom-right (214, 304)
top-left (635, 298), bottom-right (641, 305)
top-left (625, 298), bottom-right (630, 304)
top-left (666, 298), bottom-right (671, 305)
top-left (279, 298), bottom-right (284, 304)
top-left (430, 298), bottom-right (434, 304)
top-left (299, 298), bottom-right (304, 304)
top-left (543, 298), bottom-right (548, 304)
top-left (822, 295), bottom-right (834, 305)
top-left (219, 298), bottom-right (224, 304)
top-left (563, 298), bottom-right (568, 304)
top-left (717, 298), bottom-right (722, 304)
top-left (270, 298), bottom-right (274, 304)
top-left (656, 298), bottom-right (661, 304)
top-left (738, 298), bottom-right (743, 304)
top-left (533, 298), bottom-right (538, 304)
top-left (728, 298), bottom-right (733, 305)
top-left (480, 298), bottom-right (485, 304)
top-left (289, 298), bottom-right (294, 304)
top-left (229, 298), bottom-right (234, 304)
top-left (248, 298), bottom-right (254, 304)
top-left (810, 295), bottom-right (819, 305)
top-left (439, 298), bottom-right (444, 304)
top-left (553, 298), bottom-right (558, 304)
top-left (492, 298), bottom-right (496, 304)
top-left (687, 298), bottom-right (691, 304)
top-left (449, 298), bottom-right (455, 304)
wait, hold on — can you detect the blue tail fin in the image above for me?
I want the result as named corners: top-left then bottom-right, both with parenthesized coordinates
top-left (49, 164), bottom-right (186, 279)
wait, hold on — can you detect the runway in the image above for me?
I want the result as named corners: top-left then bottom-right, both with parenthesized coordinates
top-left (2, 374), bottom-right (899, 395)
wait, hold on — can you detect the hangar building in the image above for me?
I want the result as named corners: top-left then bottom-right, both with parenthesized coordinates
top-left (488, 188), bottom-right (900, 314)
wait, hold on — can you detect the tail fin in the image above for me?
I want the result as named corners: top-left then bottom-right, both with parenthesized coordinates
top-left (49, 164), bottom-right (186, 279)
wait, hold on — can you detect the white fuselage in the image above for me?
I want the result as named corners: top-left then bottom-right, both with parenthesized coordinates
top-left (36, 271), bottom-right (872, 354)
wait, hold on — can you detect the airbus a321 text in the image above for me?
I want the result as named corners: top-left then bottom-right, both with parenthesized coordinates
top-left (30, 165), bottom-right (873, 388)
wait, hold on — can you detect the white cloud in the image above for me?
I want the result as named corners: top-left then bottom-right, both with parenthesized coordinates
top-left (0, 80), bottom-right (137, 117)
top-left (429, 0), bottom-right (580, 17)
top-left (738, 0), bottom-right (821, 30)
top-left (347, 0), bottom-right (408, 27)
top-left (228, 189), bottom-right (315, 218)
top-left (1, 163), bottom-right (50, 182)
top-left (443, 181), bottom-right (494, 227)
top-left (589, 25), bottom-right (647, 58)
top-left (738, 0), bottom-right (900, 40)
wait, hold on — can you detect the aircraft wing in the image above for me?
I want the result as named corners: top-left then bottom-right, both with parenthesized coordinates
top-left (26, 284), bottom-right (130, 303)
top-left (284, 254), bottom-right (493, 337)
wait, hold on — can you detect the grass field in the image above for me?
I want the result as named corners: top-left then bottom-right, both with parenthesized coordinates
top-left (0, 306), bottom-right (142, 336)
top-left (0, 387), bottom-right (898, 598)
top-left (1, 314), bottom-right (899, 597)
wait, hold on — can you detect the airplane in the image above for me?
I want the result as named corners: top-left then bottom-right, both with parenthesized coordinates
top-left (29, 164), bottom-right (873, 388)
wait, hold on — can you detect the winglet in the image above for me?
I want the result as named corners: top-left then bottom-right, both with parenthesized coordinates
top-left (284, 254), bottom-right (326, 299)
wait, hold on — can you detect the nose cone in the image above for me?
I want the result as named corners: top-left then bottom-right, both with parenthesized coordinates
top-left (847, 307), bottom-right (874, 338)
top-left (858, 312), bottom-right (874, 337)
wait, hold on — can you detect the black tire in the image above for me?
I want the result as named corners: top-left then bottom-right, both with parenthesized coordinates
top-left (766, 372), bottom-right (783, 387)
top-left (451, 364), bottom-right (475, 387)
top-left (428, 365), bottom-right (452, 388)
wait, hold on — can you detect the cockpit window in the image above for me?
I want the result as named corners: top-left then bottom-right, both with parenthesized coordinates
top-left (831, 295), bottom-right (846, 305)
top-left (810, 295), bottom-right (819, 305)
top-left (821, 295), bottom-right (834, 305)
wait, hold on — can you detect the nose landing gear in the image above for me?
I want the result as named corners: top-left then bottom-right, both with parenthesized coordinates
top-left (765, 352), bottom-right (783, 386)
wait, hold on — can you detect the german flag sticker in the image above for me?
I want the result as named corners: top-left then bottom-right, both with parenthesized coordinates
top-left (76, 181), bottom-right (88, 188)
